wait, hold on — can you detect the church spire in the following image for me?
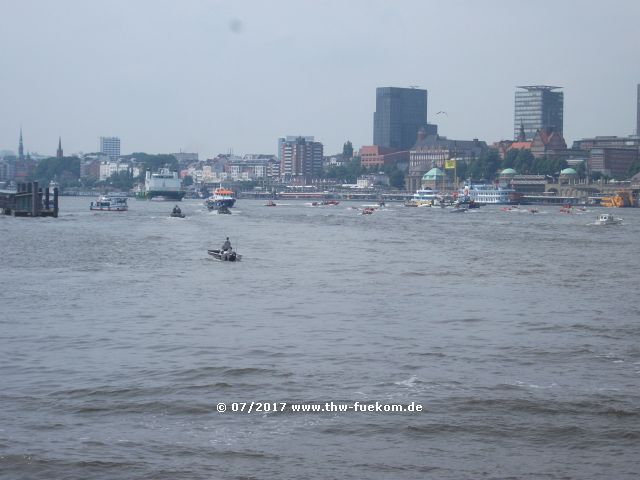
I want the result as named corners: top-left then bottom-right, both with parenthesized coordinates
top-left (517, 121), bottom-right (526, 142)
top-left (57, 137), bottom-right (64, 158)
top-left (18, 127), bottom-right (24, 160)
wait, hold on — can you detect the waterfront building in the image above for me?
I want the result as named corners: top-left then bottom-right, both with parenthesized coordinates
top-left (514, 86), bottom-right (563, 141)
top-left (278, 136), bottom-right (314, 162)
top-left (100, 136), bottom-right (121, 159)
top-left (279, 137), bottom-right (323, 182)
top-left (359, 145), bottom-right (409, 169)
top-left (588, 148), bottom-right (638, 179)
top-left (99, 160), bottom-right (130, 181)
top-left (373, 87), bottom-right (428, 150)
top-left (572, 135), bottom-right (640, 179)
top-left (406, 127), bottom-right (487, 192)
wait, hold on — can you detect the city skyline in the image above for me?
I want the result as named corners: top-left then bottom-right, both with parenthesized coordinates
top-left (1, 0), bottom-right (639, 158)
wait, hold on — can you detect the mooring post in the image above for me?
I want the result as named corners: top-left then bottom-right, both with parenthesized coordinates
top-left (31, 181), bottom-right (38, 216)
top-left (45, 187), bottom-right (50, 210)
top-left (53, 187), bottom-right (59, 218)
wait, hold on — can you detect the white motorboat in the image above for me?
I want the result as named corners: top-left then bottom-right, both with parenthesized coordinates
top-left (594, 213), bottom-right (622, 225)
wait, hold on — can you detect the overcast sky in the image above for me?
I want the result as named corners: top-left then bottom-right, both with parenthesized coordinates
top-left (1, 0), bottom-right (639, 158)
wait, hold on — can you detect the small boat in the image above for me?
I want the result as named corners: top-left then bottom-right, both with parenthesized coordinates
top-left (362, 207), bottom-right (375, 215)
top-left (207, 249), bottom-right (242, 261)
top-left (90, 194), bottom-right (128, 211)
top-left (265, 200), bottom-right (277, 207)
top-left (321, 200), bottom-right (340, 206)
top-left (217, 206), bottom-right (231, 215)
top-left (170, 206), bottom-right (185, 218)
top-left (594, 213), bottom-right (622, 225)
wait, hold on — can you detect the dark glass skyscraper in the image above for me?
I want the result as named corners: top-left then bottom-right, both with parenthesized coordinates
top-left (636, 84), bottom-right (639, 136)
top-left (514, 86), bottom-right (564, 141)
top-left (373, 87), bottom-right (427, 150)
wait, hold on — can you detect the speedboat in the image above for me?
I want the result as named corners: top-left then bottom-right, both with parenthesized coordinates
top-left (265, 200), bottom-right (277, 207)
top-left (170, 211), bottom-right (185, 218)
top-left (362, 207), bottom-right (375, 215)
top-left (207, 249), bottom-right (242, 262)
top-left (90, 194), bottom-right (128, 211)
top-left (217, 206), bottom-right (231, 215)
top-left (594, 213), bottom-right (622, 225)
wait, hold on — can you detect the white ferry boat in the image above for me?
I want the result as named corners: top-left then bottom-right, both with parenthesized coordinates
top-left (460, 184), bottom-right (517, 204)
top-left (90, 194), bottom-right (128, 211)
top-left (405, 188), bottom-right (439, 207)
top-left (144, 168), bottom-right (185, 201)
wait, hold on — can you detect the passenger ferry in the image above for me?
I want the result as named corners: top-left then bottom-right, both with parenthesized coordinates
top-left (460, 184), bottom-right (517, 204)
top-left (144, 168), bottom-right (185, 201)
top-left (405, 188), bottom-right (439, 207)
top-left (90, 194), bottom-right (128, 211)
top-left (205, 187), bottom-right (236, 209)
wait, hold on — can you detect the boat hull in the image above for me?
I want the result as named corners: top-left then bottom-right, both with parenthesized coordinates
top-left (89, 206), bottom-right (128, 212)
top-left (147, 190), bottom-right (186, 201)
top-left (206, 198), bottom-right (236, 209)
top-left (207, 249), bottom-right (242, 262)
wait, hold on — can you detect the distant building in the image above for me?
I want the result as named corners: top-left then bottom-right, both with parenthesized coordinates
top-left (56, 137), bottom-right (63, 158)
top-left (100, 136), bottom-right (121, 159)
top-left (573, 135), bottom-right (640, 179)
top-left (530, 128), bottom-right (567, 159)
top-left (589, 148), bottom-right (638, 179)
top-left (406, 128), bottom-right (487, 192)
top-left (279, 137), bottom-right (323, 182)
top-left (514, 86), bottom-right (563, 141)
top-left (359, 145), bottom-right (409, 169)
top-left (373, 87), bottom-right (428, 150)
top-left (637, 83), bottom-right (640, 136)
top-left (278, 136), bottom-right (314, 162)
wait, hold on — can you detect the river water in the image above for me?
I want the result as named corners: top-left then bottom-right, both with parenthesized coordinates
top-left (1, 198), bottom-right (639, 479)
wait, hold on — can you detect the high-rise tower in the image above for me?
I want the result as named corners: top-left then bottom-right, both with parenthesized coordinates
top-left (636, 83), bottom-right (640, 137)
top-left (373, 87), bottom-right (428, 150)
top-left (514, 86), bottom-right (563, 141)
top-left (100, 136), bottom-right (121, 159)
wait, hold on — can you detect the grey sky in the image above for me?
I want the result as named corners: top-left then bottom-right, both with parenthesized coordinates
top-left (1, 0), bottom-right (639, 158)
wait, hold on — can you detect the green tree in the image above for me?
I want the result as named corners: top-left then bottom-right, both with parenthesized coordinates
top-left (342, 141), bottom-right (354, 160)
top-left (32, 156), bottom-right (81, 186)
top-left (107, 170), bottom-right (135, 190)
top-left (127, 153), bottom-right (178, 179)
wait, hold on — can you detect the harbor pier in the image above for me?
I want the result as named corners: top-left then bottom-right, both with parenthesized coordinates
top-left (0, 181), bottom-right (59, 217)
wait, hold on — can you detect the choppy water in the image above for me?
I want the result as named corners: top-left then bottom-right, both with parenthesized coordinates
top-left (1, 198), bottom-right (639, 479)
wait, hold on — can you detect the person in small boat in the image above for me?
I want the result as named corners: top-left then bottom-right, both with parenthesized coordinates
top-left (172, 205), bottom-right (181, 215)
top-left (221, 237), bottom-right (232, 252)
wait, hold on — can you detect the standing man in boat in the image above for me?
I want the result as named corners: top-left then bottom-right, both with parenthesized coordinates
top-left (221, 237), bottom-right (232, 260)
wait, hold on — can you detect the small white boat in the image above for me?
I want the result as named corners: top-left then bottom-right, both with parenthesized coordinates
top-left (594, 213), bottom-right (622, 225)
top-left (207, 249), bottom-right (242, 262)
